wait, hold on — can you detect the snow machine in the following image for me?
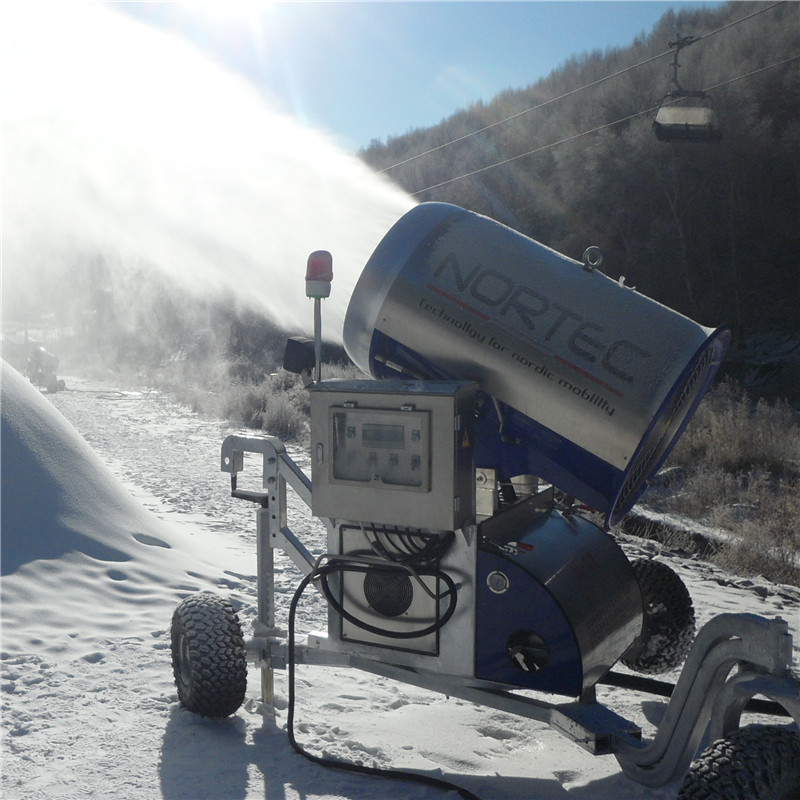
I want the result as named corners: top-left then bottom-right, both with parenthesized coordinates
top-left (26, 345), bottom-right (64, 393)
top-left (171, 204), bottom-right (800, 798)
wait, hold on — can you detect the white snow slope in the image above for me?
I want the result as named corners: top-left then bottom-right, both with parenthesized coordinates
top-left (2, 360), bottom-right (799, 800)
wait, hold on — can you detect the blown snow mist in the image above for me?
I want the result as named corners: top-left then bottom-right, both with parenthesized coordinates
top-left (1, 3), bottom-right (414, 343)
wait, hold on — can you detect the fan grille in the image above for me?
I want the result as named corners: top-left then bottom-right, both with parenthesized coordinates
top-left (363, 569), bottom-right (414, 617)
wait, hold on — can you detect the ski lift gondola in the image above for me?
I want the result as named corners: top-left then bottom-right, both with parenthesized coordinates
top-left (653, 35), bottom-right (722, 143)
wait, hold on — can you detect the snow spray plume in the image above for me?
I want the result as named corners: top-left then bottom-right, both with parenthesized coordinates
top-left (1, 3), bottom-right (415, 352)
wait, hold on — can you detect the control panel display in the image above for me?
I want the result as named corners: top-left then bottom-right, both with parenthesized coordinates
top-left (362, 423), bottom-right (404, 450)
top-left (310, 379), bottom-right (477, 529)
top-left (331, 408), bottom-right (430, 491)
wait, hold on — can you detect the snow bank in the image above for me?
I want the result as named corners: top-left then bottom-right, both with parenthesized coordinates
top-left (0, 360), bottom-right (248, 653)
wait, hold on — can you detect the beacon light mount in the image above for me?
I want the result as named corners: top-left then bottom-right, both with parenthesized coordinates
top-left (305, 250), bottom-right (333, 299)
top-left (305, 250), bottom-right (333, 383)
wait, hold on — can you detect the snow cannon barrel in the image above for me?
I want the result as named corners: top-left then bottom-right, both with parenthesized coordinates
top-left (343, 203), bottom-right (729, 527)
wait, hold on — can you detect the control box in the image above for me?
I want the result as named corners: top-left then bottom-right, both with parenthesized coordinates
top-left (310, 379), bottom-right (477, 529)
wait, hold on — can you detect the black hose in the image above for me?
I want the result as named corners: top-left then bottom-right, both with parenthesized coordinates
top-left (319, 561), bottom-right (458, 640)
top-left (287, 564), bottom-right (482, 800)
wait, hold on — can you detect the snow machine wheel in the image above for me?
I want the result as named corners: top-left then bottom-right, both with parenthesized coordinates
top-left (171, 592), bottom-right (247, 717)
top-left (620, 558), bottom-right (695, 674)
top-left (678, 724), bottom-right (800, 799)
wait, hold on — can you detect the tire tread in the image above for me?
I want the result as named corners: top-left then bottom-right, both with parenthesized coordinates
top-left (621, 559), bottom-right (695, 674)
top-left (171, 592), bottom-right (247, 717)
top-left (679, 724), bottom-right (800, 799)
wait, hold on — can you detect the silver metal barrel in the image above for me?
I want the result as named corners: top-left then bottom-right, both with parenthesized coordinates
top-left (344, 203), bottom-right (729, 526)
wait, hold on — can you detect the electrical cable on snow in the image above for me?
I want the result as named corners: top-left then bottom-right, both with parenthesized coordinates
top-left (287, 563), bottom-right (482, 800)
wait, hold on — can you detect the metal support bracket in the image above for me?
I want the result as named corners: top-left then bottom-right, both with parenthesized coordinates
top-left (221, 434), bottom-right (335, 702)
top-left (613, 613), bottom-right (799, 786)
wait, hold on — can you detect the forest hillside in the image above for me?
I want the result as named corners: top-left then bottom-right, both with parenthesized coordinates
top-left (361, 1), bottom-right (799, 398)
top-left (4, 2), bottom-right (797, 403)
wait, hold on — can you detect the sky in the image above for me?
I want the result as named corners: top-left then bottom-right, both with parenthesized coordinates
top-left (0, 0), bottom-right (730, 342)
top-left (119, 1), bottom-right (728, 151)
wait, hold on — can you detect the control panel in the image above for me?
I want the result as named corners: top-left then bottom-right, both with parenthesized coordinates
top-left (330, 407), bottom-right (430, 490)
top-left (310, 379), bottom-right (477, 529)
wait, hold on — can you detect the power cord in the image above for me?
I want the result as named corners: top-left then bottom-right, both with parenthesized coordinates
top-left (319, 557), bottom-right (458, 639)
top-left (364, 525), bottom-right (455, 568)
top-left (287, 564), bottom-right (483, 800)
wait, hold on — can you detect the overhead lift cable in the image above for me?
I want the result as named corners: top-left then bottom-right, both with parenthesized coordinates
top-left (379, 48), bottom-right (673, 173)
top-left (410, 53), bottom-right (800, 197)
top-left (379, 1), bottom-right (787, 177)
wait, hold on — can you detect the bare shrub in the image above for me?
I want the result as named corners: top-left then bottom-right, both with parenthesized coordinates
top-left (670, 379), bottom-right (800, 475)
top-left (159, 355), bottom-right (368, 441)
top-left (662, 466), bottom-right (751, 521)
top-left (711, 477), bottom-right (800, 586)
top-left (214, 369), bottom-right (311, 438)
top-left (220, 382), bottom-right (266, 428)
top-left (657, 379), bottom-right (800, 585)
top-left (257, 391), bottom-right (307, 439)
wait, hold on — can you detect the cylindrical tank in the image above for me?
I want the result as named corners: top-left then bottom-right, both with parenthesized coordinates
top-left (476, 506), bottom-right (643, 696)
top-left (344, 203), bottom-right (729, 526)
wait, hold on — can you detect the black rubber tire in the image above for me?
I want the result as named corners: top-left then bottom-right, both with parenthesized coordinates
top-left (620, 558), bottom-right (695, 674)
top-left (678, 724), bottom-right (800, 799)
top-left (171, 592), bottom-right (247, 717)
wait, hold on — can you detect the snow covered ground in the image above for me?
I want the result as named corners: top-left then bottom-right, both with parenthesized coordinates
top-left (2, 362), bottom-right (798, 800)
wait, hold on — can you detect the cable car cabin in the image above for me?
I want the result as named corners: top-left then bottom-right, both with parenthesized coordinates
top-left (654, 92), bottom-right (721, 142)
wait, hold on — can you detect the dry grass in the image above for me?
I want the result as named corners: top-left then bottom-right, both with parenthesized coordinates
top-left (654, 380), bottom-right (800, 585)
top-left (166, 360), bottom-right (366, 441)
top-left (670, 379), bottom-right (800, 476)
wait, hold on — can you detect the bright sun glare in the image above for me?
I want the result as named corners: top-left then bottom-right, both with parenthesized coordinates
top-left (181, 1), bottom-right (277, 39)
top-left (1, 0), bottom-right (414, 341)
